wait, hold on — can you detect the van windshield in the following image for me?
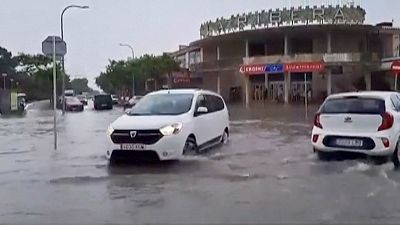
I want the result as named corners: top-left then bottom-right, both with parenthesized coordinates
top-left (128, 94), bottom-right (193, 116)
top-left (321, 97), bottom-right (385, 114)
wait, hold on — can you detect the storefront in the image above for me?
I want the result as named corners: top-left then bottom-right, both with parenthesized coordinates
top-left (240, 62), bottom-right (325, 104)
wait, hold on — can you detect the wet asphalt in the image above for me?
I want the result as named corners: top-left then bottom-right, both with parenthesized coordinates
top-left (1, 101), bottom-right (400, 224)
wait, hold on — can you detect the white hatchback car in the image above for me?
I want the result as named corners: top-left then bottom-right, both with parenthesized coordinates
top-left (107, 89), bottom-right (230, 161)
top-left (311, 91), bottom-right (400, 168)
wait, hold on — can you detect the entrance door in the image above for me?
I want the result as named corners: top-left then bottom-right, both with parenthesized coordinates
top-left (269, 82), bottom-right (284, 102)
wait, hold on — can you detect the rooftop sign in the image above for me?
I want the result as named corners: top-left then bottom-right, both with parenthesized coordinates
top-left (200, 5), bottom-right (366, 39)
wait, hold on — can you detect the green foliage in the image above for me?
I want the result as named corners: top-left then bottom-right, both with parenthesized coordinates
top-left (0, 46), bottom-right (17, 73)
top-left (15, 53), bottom-right (71, 100)
top-left (96, 54), bottom-right (180, 95)
top-left (70, 78), bottom-right (93, 94)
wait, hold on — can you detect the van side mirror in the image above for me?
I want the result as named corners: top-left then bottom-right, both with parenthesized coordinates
top-left (125, 109), bottom-right (131, 115)
top-left (195, 106), bottom-right (208, 116)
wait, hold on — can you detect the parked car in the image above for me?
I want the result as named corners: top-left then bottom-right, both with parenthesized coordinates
top-left (311, 91), bottom-right (400, 168)
top-left (94, 94), bottom-right (113, 110)
top-left (76, 95), bottom-right (88, 105)
top-left (111, 95), bottom-right (119, 105)
top-left (65, 97), bottom-right (84, 112)
top-left (65, 89), bottom-right (75, 97)
top-left (106, 89), bottom-right (230, 162)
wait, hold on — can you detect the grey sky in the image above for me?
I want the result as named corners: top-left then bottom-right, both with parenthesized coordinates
top-left (0, 0), bottom-right (398, 89)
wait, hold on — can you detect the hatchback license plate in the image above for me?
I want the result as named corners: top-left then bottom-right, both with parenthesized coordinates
top-left (121, 144), bottom-right (146, 150)
top-left (336, 139), bottom-right (363, 147)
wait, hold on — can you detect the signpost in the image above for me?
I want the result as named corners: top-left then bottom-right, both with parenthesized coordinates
top-left (391, 60), bottom-right (400, 91)
top-left (42, 36), bottom-right (67, 150)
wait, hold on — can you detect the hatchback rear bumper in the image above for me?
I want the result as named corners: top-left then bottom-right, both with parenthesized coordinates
top-left (311, 131), bottom-right (396, 156)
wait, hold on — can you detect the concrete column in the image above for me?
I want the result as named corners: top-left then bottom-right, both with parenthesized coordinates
top-left (264, 73), bottom-right (269, 100)
top-left (365, 72), bottom-right (372, 91)
top-left (264, 44), bottom-right (268, 56)
top-left (245, 76), bottom-right (250, 106)
top-left (327, 69), bottom-right (332, 96)
top-left (326, 32), bottom-right (332, 97)
top-left (245, 39), bottom-right (249, 58)
top-left (200, 48), bottom-right (204, 62)
top-left (327, 32), bottom-right (332, 53)
top-left (284, 35), bottom-right (289, 55)
top-left (217, 45), bottom-right (220, 61)
top-left (217, 75), bottom-right (221, 94)
top-left (245, 39), bottom-right (250, 106)
top-left (185, 52), bottom-right (189, 68)
top-left (284, 72), bottom-right (291, 103)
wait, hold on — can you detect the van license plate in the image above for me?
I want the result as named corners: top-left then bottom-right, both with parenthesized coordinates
top-left (121, 144), bottom-right (146, 150)
top-left (336, 139), bottom-right (363, 147)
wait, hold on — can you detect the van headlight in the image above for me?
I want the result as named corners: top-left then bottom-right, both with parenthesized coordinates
top-left (107, 125), bottom-right (114, 136)
top-left (160, 123), bottom-right (183, 136)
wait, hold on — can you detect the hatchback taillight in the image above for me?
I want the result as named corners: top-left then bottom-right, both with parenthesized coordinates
top-left (378, 112), bottom-right (394, 131)
top-left (314, 113), bottom-right (323, 129)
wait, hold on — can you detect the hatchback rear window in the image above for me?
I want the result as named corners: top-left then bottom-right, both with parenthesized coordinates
top-left (321, 97), bottom-right (385, 114)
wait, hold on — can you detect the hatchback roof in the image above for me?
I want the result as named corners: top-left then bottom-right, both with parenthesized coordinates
top-left (150, 89), bottom-right (220, 96)
top-left (328, 91), bottom-right (397, 99)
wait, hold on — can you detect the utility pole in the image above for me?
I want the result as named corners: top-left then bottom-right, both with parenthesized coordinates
top-left (119, 43), bottom-right (135, 96)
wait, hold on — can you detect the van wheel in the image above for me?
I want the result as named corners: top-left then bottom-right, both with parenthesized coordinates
top-left (392, 142), bottom-right (400, 169)
top-left (183, 136), bottom-right (198, 155)
top-left (221, 129), bottom-right (229, 144)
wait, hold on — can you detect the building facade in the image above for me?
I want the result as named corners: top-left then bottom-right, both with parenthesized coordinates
top-left (173, 4), bottom-right (400, 105)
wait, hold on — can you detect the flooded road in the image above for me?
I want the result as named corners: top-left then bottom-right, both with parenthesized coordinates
top-left (1, 101), bottom-right (400, 224)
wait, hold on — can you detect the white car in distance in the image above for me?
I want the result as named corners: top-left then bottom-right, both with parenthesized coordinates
top-left (107, 89), bottom-right (230, 161)
top-left (311, 91), bottom-right (400, 168)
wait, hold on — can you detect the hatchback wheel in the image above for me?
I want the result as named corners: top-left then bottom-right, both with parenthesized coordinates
top-left (392, 142), bottom-right (400, 169)
top-left (183, 136), bottom-right (198, 155)
top-left (315, 149), bottom-right (332, 161)
top-left (221, 130), bottom-right (229, 144)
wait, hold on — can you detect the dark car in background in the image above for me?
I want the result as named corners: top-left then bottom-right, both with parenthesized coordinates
top-left (94, 94), bottom-right (113, 110)
top-left (65, 97), bottom-right (84, 112)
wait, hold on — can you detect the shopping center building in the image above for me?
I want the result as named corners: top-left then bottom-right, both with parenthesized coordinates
top-left (169, 4), bottom-right (400, 105)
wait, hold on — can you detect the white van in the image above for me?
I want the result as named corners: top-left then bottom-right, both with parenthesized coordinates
top-left (106, 89), bottom-right (230, 161)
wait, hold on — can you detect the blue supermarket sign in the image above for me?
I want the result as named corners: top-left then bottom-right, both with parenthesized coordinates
top-left (266, 64), bottom-right (284, 73)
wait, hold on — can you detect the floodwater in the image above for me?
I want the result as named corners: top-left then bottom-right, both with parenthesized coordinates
top-left (1, 101), bottom-right (400, 224)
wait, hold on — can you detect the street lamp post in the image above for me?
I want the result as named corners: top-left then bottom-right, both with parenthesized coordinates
top-left (60, 4), bottom-right (89, 115)
top-left (119, 43), bottom-right (135, 96)
top-left (2, 73), bottom-right (7, 90)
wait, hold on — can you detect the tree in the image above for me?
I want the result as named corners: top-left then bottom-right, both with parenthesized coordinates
top-left (0, 46), bottom-right (17, 74)
top-left (70, 78), bottom-right (93, 94)
top-left (96, 54), bottom-right (180, 95)
top-left (15, 53), bottom-right (71, 100)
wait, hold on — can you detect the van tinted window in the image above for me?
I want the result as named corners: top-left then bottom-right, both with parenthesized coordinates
top-left (206, 95), bottom-right (225, 112)
top-left (95, 95), bottom-right (112, 103)
top-left (321, 97), bottom-right (385, 114)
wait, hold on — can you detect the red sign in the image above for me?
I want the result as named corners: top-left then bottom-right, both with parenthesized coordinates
top-left (284, 62), bottom-right (325, 72)
top-left (239, 64), bottom-right (266, 75)
top-left (392, 61), bottom-right (400, 72)
top-left (173, 77), bottom-right (191, 84)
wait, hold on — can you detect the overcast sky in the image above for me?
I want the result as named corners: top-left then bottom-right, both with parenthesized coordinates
top-left (0, 0), bottom-right (399, 89)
